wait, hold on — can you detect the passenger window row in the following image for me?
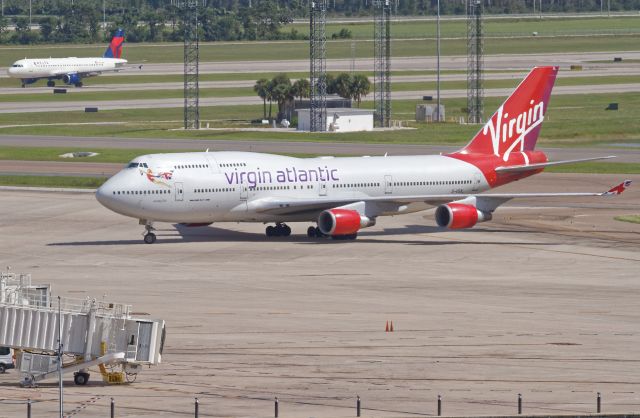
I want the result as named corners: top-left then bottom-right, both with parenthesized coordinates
top-left (333, 182), bottom-right (380, 188)
top-left (175, 164), bottom-right (209, 169)
top-left (393, 180), bottom-right (472, 186)
top-left (113, 190), bottom-right (170, 195)
top-left (194, 188), bottom-right (234, 193)
top-left (220, 163), bottom-right (247, 167)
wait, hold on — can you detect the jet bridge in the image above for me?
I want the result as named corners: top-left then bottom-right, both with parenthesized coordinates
top-left (0, 272), bottom-right (165, 386)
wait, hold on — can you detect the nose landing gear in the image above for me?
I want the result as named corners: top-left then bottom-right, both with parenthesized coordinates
top-left (265, 223), bottom-right (291, 237)
top-left (142, 221), bottom-right (156, 244)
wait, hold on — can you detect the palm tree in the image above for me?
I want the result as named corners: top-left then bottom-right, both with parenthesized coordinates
top-left (292, 78), bottom-right (310, 100)
top-left (269, 74), bottom-right (293, 121)
top-left (253, 78), bottom-right (269, 119)
top-left (350, 74), bottom-right (371, 107)
top-left (333, 73), bottom-right (353, 100)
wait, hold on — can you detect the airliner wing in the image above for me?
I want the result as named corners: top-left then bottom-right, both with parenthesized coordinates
top-left (495, 156), bottom-right (615, 174)
top-left (249, 180), bottom-right (631, 216)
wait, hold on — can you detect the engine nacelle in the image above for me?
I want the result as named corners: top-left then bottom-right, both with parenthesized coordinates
top-left (63, 73), bottom-right (81, 85)
top-left (317, 209), bottom-right (375, 236)
top-left (435, 203), bottom-right (492, 229)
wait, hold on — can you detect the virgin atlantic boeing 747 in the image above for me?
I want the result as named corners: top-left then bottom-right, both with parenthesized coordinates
top-left (96, 66), bottom-right (631, 243)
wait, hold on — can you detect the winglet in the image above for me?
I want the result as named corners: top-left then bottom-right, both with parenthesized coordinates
top-left (603, 180), bottom-right (632, 196)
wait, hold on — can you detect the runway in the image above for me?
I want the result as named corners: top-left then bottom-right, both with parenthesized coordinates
top-left (0, 172), bottom-right (638, 417)
top-left (1, 83), bottom-right (639, 114)
top-left (4, 67), bottom-right (640, 95)
top-left (100, 50), bottom-right (640, 75)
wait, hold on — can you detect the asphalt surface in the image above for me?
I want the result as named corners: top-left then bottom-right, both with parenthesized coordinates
top-left (4, 67), bottom-right (640, 95)
top-left (107, 51), bottom-right (640, 75)
top-left (2, 83), bottom-right (639, 114)
top-left (0, 173), bottom-right (638, 417)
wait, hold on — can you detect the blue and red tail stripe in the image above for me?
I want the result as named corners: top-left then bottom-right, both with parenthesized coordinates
top-left (103, 29), bottom-right (125, 59)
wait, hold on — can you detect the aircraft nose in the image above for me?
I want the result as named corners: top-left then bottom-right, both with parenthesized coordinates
top-left (96, 181), bottom-right (116, 209)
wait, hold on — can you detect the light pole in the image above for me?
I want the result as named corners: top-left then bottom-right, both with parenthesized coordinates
top-left (58, 296), bottom-right (64, 418)
top-left (436, 0), bottom-right (441, 122)
top-left (103, 0), bottom-right (106, 29)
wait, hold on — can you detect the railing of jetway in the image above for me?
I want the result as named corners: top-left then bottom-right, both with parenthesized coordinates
top-left (0, 272), bottom-right (50, 308)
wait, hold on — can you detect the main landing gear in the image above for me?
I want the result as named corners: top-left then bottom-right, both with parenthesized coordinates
top-left (265, 223), bottom-right (291, 237)
top-left (307, 226), bottom-right (357, 240)
top-left (142, 222), bottom-right (156, 244)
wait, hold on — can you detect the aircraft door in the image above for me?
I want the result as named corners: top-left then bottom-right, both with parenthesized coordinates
top-left (318, 181), bottom-right (328, 196)
top-left (174, 182), bottom-right (184, 201)
top-left (240, 184), bottom-right (248, 200)
top-left (472, 173), bottom-right (480, 192)
top-left (384, 175), bottom-right (393, 194)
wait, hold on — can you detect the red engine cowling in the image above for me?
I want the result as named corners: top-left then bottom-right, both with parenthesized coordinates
top-left (435, 203), bottom-right (491, 229)
top-left (318, 209), bottom-right (370, 236)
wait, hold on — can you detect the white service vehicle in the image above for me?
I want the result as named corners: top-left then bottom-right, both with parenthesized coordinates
top-left (0, 347), bottom-right (15, 373)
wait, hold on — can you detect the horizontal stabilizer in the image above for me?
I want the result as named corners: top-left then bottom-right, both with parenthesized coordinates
top-left (495, 156), bottom-right (616, 174)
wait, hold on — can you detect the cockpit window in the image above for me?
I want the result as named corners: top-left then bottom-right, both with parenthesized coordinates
top-left (12, 64), bottom-right (24, 68)
top-left (127, 162), bottom-right (148, 168)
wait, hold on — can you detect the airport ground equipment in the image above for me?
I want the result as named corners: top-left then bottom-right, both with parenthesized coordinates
top-left (0, 272), bottom-right (165, 386)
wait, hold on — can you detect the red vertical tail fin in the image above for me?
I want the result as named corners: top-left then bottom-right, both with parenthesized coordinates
top-left (459, 66), bottom-right (559, 161)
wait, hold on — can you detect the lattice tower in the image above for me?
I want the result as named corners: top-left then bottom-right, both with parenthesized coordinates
top-left (183, 0), bottom-right (200, 129)
top-left (309, 0), bottom-right (327, 132)
top-left (374, 0), bottom-right (391, 128)
top-left (466, 0), bottom-right (484, 124)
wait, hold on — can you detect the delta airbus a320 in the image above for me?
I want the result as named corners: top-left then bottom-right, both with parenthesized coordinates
top-left (7, 29), bottom-right (126, 88)
top-left (96, 66), bottom-right (631, 244)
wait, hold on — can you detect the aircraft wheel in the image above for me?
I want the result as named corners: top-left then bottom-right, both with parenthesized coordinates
top-left (143, 233), bottom-right (156, 244)
top-left (307, 226), bottom-right (316, 238)
top-left (266, 226), bottom-right (276, 237)
top-left (314, 227), bottom-right (324, 238)
top-left (47, 80), bottom-right (55, 87)
top-left (74, 372), bottom-right (90, 385)
top-left (75, 82), bottom-right (83, 88)
top-left (281, 224), bottom-right (291, 237)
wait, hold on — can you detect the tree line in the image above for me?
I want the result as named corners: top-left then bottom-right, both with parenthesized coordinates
top-left (1, 0), bottom-right (638, 44)
top-left (254, 72), bottom-right (371, 122)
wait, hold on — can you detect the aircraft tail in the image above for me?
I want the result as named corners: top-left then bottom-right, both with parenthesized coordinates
top-left (459, 66), bottom-right (559, 161)
top-left (103, 29), bottom-right (125, 59)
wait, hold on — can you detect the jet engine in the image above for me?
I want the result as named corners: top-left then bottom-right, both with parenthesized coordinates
top-left (317, 209), bottom-right (375, 237)
top-left (435, 203), bottom-right (492, 229)
top-left (63, 73), bottom-right (81, 85)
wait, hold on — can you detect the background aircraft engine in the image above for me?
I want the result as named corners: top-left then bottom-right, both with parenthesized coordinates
top-left (435, 203), bottom-right (492, 229)
top-left (318, 209), bottom-right (373, 236)
top-left (63, 73), bottom-right (81, 85)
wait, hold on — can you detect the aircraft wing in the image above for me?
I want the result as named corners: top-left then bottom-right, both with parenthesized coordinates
top-left (248, 180), bottom-right (631, 216)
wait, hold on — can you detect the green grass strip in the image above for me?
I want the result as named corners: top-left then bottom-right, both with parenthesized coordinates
top-left (0, 175), bottom-right (107, 188)
top-left (614, 215), bottom-right (640, 224)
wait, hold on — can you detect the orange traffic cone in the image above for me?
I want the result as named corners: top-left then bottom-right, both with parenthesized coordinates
top-left (385, 321), bottom-right (389, 332)
top-left (390, 321), bottom-right (394, 332)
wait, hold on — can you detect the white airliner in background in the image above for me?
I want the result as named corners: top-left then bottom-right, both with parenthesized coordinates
top-left (96, 66), bottom-right (631, 244)
top-left (7, 29), bottom-right (126, 87)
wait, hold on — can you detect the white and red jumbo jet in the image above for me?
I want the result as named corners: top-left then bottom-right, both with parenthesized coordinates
top-left (96, 66), bottom-right (630, 244)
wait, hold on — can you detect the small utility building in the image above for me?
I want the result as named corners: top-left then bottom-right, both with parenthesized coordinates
top-left (296, 108), bottom-right (374, 132)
